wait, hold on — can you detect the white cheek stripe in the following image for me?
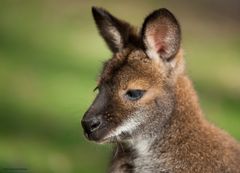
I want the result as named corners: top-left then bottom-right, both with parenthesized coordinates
top-left (114, 117), bottom-right (140, 136)
top-left (106, 111), bottom-right (144, 138)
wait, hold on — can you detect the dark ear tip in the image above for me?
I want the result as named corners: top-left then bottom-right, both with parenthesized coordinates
top-left (92, 6), bottom-right (108, 18)
top-left (92, 6), bottom-right (101, 15)
top-left (92, 6), bottom-right (100, 13)
top-left (142, 8), bottom-right (179, 30)
top-left (159, 8), bottom-right (176, 18)
top-left (152, 8), bottom-right (176, 19)
top-left (158, 8), bottom-right (172, 13)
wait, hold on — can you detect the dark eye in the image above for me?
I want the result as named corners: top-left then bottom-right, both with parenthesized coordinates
top-left (125, 90), bottom-right (145, 101)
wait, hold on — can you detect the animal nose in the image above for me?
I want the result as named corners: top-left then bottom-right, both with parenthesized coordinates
top-left (81, 116), bottom-right (102, 133)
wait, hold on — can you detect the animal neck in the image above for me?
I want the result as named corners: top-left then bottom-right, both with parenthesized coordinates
top-left (170, 75), bottom-right (204, 132)
top-left (160, 75), bottom-right (205, 146)
top-left (130, 75), bottom-right (205, 155)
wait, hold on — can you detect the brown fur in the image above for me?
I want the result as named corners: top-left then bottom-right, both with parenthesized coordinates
top-left (82, 7), bottom-right (240, 173)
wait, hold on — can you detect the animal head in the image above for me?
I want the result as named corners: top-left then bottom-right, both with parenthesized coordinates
top-left (81, 7), bottom-right (184, 143)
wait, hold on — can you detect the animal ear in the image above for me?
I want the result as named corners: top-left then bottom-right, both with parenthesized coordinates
top-left (92, 7), bottom-right (135, 53)
top-left (141, 8), bottom-right (181, 62)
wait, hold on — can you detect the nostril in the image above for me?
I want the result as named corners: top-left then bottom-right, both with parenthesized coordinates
top-left (90, 120), bottom-right (101, 131)
top-left (82, 117), bottom-right (102, 133)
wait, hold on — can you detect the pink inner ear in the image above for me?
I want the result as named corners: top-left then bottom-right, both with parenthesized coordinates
top-left (148, 26), bottom-right (168, 55)
top-left (155, 39), bottom-right (165, 54)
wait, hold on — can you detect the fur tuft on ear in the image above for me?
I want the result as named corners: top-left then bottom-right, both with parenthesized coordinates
top-left (141, 8), bottom-right (181, 62)
top-left (92, 7), bottom-right (137, 53)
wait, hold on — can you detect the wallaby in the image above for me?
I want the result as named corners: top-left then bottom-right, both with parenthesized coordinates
top-left (81, 7), bottom-right (240, 173)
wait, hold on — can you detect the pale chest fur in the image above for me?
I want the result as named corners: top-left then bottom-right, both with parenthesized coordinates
top-left (130, 137), bottom-right (171, 173)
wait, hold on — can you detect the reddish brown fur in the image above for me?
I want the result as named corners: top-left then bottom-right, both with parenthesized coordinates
top-left (82, 7), bottom-right (240, 173)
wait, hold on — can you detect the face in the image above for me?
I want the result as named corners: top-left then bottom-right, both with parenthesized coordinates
top-left (81, 50), bottom-right (167, 143)
top-left (82, 7), bottom-right (182, 143)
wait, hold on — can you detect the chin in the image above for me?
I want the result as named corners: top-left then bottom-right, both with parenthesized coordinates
top-left (101, 132), bottom-right (132, 144)
top-left (83, 126), bottom-right (116, 144)
top-left (84, 127), bottom-right (107, 142)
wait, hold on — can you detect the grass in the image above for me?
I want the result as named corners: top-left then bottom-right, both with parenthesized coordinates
top-left (0, 1), bottom-right (239, 172)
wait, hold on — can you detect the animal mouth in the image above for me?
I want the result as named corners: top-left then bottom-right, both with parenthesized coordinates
top-left (83, 124), bottom-right (109, 142)
top-left (83, 120), bottom-right (133, 143)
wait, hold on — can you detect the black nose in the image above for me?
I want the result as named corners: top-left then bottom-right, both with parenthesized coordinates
top-left (81, 116), bottom-right (102, 134)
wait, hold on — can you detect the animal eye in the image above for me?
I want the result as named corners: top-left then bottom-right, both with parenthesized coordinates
top-left (125, 90), bottom-right (145, 101)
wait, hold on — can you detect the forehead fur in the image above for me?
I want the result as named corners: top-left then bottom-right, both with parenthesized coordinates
top-left (99, 48), bottom-right (162, 86)
top-left (99, 48), bottom-right (130, 84)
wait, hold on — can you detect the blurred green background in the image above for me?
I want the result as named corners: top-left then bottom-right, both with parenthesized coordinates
top-left (0, 0), bottom-right (239, 172)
